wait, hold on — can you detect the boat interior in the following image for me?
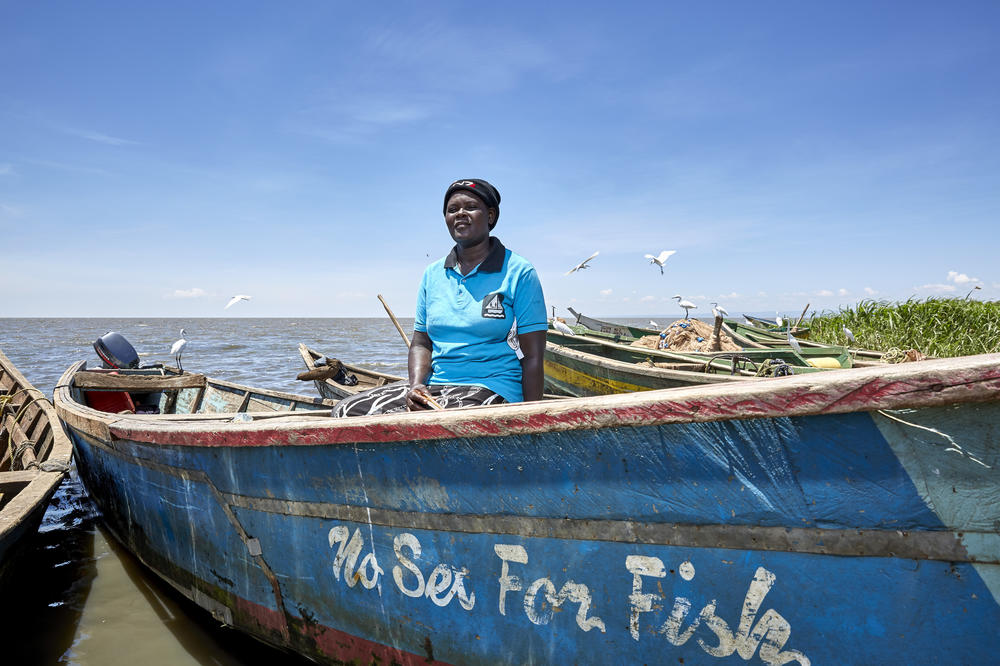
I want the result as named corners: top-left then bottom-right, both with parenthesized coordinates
top-left (68, 365), bottom-right (334, 418)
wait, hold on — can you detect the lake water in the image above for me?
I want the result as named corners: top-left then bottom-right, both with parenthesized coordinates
top-left (0, 318), bottom-right (412, 665)
top-left (2, 315), bottom-right (669, 664)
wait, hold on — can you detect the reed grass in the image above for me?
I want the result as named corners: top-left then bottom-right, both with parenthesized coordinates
top-left (807, 298), bottom-right (1000, 358)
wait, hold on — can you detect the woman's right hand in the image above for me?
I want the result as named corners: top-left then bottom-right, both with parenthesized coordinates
top-left (406, 383), bottom-right (433, 411)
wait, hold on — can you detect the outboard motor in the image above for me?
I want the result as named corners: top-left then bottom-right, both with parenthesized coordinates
top-left (93, 331), bottom-right (140, 369)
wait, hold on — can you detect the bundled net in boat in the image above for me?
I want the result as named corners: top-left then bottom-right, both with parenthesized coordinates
top-left (631, 319), bottom-right (740, 353)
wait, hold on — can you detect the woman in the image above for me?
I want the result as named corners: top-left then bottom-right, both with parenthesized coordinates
top-left (334, 179), bottom-right (547, 416)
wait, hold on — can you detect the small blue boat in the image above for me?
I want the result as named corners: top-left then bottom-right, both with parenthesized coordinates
top-left (54, 353), bottom-right (1000, 664)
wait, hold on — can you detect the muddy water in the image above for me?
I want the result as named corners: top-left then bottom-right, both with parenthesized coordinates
top-left (0, 318), bottom-right (410, 664)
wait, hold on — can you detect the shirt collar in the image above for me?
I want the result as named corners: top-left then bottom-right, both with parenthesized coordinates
top-left (443, 237), bottom-right (506, 274)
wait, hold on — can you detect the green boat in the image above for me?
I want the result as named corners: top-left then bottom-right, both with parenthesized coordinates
top-left (544, 334), bottom-right (760, 397)
top-left (547, 327), bottom-right (852, 376)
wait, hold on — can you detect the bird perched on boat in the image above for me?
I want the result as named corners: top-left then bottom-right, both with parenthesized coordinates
top-left (843, 326), bottom-right (855, 344)
top-left (775, 313), bottom-right (784, 328)
top-left (711, 302), bottom-right (728, 319)
top-left (673, 295), bottom-right (697, 319)
top-left (787, 330), bottom-right (803, 356)
top-left (170, 329), bottom-right (188, 372)
top-left (644, 250), bottom-right (676, 275)
top-left (225, 294), bottom-right (251, 310)
top-left (552, 318), bottom-right (576, 336)
top-left (648, 320), bottom-right (659, 329)
top-left (565, 251), bottom-right (599, 275)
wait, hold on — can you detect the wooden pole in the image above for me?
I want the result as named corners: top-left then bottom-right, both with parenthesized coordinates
top-left (711, 316), bottom-right (723, 351)
top-left (793, 303), bottom-right (810, 332)
top-left (377, 294), bottom-right (410, 348)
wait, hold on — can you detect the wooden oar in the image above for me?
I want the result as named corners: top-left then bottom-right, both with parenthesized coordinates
top-left (377, 294), bottom-right (442, 410)
top-left (793, 303), bottom-right (810, 332)
top-left (377, 294), bottom-right (410, 348)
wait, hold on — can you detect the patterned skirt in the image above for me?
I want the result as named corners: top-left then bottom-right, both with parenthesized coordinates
top-left (332, 381), bottom-right (506, 417)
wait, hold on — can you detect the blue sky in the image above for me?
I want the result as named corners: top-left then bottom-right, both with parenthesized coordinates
top-left (2, 1), bottom-right (998, 318)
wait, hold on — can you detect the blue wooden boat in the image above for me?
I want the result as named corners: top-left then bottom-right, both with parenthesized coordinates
top-left (1, 349), bottom-right (73, 585)
top-left (53, 354), bottom-right (1000, 664)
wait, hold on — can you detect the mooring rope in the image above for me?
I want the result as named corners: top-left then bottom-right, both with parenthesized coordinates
top-left (1, 388), bottom-right (53, 470)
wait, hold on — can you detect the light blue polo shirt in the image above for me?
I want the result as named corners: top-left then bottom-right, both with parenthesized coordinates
top-left (414, 237), bottom-right (547, 403)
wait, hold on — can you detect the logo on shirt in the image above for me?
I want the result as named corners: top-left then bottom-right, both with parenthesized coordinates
top-left (482, 292), bottom-right (506, 319)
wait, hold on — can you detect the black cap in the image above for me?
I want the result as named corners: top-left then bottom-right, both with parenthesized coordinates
top-left (443, 179), bottom-right (501, 226)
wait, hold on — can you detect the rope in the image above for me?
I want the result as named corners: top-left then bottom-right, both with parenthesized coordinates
top-left (13, 440), bottom-right (37, 470)
top-left (755, 359), bottom-right (795, 377)
top-left (880, 348), bottom-right (908, 364)
top-left (1, 389), bottom-right (54, 469)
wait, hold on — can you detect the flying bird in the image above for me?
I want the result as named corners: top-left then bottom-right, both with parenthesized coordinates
top-left (552, 318), bottom-right (576, 336)
top-left (565, 251), bottom-right (599, 275)
top-left (843, 326), bottom-right (855, 344)
top-left (711, 302), bottom-right (729, 319)
top-left (170, 328), bottom-right (188, 373)
top-left (644, 250), bottom-right (676, 275)
top-left (225, 294), bottom-right (251, 310)
top-left (673, 294), bottom-right (697, 320)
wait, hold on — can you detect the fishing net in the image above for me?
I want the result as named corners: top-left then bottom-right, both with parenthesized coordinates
top-left (631, 319), bottom-right (740, 353)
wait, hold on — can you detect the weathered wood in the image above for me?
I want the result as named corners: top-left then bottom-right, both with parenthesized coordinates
top-left (2, 413), bottom-right (37, 469)
top-left (73, 372), bottom-right (207, 390)
top-left (298, 344), bottom-right (403, 400)
top-left (0, 349), bottom-right (73, 587)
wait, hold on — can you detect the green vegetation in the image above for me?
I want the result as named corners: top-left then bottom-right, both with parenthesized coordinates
top-left (808, 298), bottom-right (1000, 358)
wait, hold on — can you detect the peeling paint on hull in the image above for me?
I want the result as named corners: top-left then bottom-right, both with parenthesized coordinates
top-left (55, 355), bottom-right (1000, 664)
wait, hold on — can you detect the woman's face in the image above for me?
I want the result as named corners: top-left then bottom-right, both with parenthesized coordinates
top-left (445, 191), bottom-right (494, 247)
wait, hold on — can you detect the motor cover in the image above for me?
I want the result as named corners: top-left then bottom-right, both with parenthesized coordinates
top-left (93, 331), bottom-right (139, 369)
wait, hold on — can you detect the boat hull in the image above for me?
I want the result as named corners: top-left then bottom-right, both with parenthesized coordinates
top-left (59, 356), bottom-right (1000, 664)
top-left (0, 349), bottom-right (73, 587)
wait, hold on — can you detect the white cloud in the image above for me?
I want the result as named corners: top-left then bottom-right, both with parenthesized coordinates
top-left (718, 292), bottom-right (741, 300)
top-left (915, 283), bottom-right (956, 294)
top-left (864, 287), bottom-right (877, 295)
top-left (640, 295), bottom-right (656, 303)
top-left (838, 288), bottom-right (849, 296)
top-left (0, 163), bottom-right (13, 176)
top-left (167, 288), bottom-right (208, 299)
top-left (947, 271), bottom-right (979, 284)
top-left (599, 288), bottom-right (613, 296)
top-left (817, 289), bottom-right (833, 297)
top-left (61, 126), bottom-right (140, 146)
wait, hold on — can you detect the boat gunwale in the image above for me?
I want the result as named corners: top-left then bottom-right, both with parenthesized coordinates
top-left (545, 339), bottom-right (760, 383)
top-left (53, 353), bottom-right (1000, 449)
top-left (0, 349), bottom-right (74, 542)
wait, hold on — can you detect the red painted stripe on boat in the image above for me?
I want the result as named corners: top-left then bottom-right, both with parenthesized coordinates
top-left (227, 594), bottom-right (452, 665)
top-left (97, 357), bottom-right (1000, 448)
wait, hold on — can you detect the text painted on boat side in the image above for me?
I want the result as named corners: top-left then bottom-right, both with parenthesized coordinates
top-left (328, 525), bottom-right (809, 665)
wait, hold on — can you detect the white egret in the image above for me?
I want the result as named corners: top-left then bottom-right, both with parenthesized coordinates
top-left (225, 294), bottom-right (251, 310)
top-left (565, 251), bottom-right (599, 275)
top-left (787, 330), bottom-right (803, 356)
top-left (775, 313), bottom-right (784, 328)
top-left (673, 294), bottom-right (697, 319)
top-left (711, 302), bottom-right (729, 319)
top-left (648, 320), bottom-right (659, 329)
top-left (644, 250), bottom-right (676, 275)
top-left (552, 319), bottom-right (576, 336)
top-left (843, 326), bottom-right (855, 344)
top-left (170, 328), bottom-right (188, 372)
